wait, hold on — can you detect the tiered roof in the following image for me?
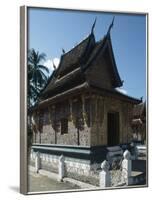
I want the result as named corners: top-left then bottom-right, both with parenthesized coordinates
top-left (41, 33), bottom-right (95, 99)
top-left (39, 19), bottom-right (141, 106)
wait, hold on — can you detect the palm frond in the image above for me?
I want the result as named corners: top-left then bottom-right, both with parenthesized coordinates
top-left (27, 48), bottom-right (49, 108)
top-left (37, 53), bottom-right (46, 63)
top-left (38, 64), bottom-right (49, 74)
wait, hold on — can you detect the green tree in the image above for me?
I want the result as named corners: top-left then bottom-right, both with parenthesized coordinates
top-left (28, 48), bottom-right (49, 107)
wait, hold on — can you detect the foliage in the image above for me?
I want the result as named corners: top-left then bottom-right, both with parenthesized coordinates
top-left (27, 48), bottom-right (49, 108)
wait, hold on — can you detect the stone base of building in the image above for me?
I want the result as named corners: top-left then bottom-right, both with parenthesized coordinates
top-left (29, 143), bottom-right (130, 186)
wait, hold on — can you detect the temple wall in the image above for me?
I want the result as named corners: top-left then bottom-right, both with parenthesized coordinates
top-left (33, 97), bottom-right (91, 146)
top-left (90, 96), bottom-right (105, 146)
top-left (90, 95), bottom-right (134, 146)
top-left (32, 94), bottom-right (134, 147)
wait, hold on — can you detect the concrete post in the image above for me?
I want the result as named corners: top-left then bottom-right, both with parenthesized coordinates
top-left (58, 155), bottom-right (65, 182)
top-left (122, 150), bottom-right (132, 185)
top-left (35, 151), bottom-right (40, 173)
top-left (99, 160), bottom-right (111, 188)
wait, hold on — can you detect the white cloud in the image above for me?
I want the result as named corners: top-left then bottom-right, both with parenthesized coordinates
top-left (43, 57), bottom-right (60, 74)
top-left (54, 58), bottom-right (60, 68)
top-left (116, 88), bottom-right (127, 95)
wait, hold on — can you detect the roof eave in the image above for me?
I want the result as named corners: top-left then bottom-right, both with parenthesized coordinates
top-left (89, 84), bottom-right (141, 104)
top-left (33, 82), bottom-right (90, 110)
top-left (106, 35), bottom-right (123, 88)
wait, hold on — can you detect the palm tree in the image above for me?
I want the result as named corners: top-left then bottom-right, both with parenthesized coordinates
top-left (27, 63), bottom-right (38, 107)
top-left (28, 48), bottom-right (49, 107)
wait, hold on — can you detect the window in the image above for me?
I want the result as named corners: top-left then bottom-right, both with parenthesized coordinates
top-left (61, 118), bottom-right (68, 134)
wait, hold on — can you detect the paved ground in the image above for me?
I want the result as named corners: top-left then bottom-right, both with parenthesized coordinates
top-left (28, 171), bottom-right (80, 193)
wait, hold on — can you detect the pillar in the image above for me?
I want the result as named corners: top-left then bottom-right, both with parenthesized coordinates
top-left (81, 95), bottom-right (87, 126)
top-left (35, 151), bottom-right (40, 173)
top-left (52, 105), bottom-right (57, 144)
top-left (99, 160), bottom-right (111, 188)
top-left (58, 155), bottom-right (65, 182)
top-left (69, 99), bottom-right (73, 121)
top-left (122, 150), bottom-right (132, 185)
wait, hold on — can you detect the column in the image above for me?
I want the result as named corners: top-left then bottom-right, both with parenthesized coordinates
top-left (99, 160), bottom-right (111, 188)
top-left (122, 150), bottom-right (132, 185)
top-left (35, 151), bottom-right (40, 173)
top-left (69, 99), bottom-right (73, 121)
top-left (81, 95), bottom-right (87, 127)
top-left (52, 105), bottom-right (57, 144)
top-left (58, 155), bottom-right (65, 182)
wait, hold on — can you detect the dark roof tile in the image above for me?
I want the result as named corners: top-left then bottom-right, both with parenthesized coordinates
top-left (56, 33), bottom-right (95, 77)
top-left (41, 67), bottom-right (85, 99)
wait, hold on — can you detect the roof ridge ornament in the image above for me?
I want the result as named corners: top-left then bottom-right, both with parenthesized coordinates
top-left (107, 16), bottom-right (115, 36)
top-left (62, 48), bottom-right (65, 54)
top-left (52, 60), bottom-right (56, 70)
top-left (91, 17), bottom-right (97, 34)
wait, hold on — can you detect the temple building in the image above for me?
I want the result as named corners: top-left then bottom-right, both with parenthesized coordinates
top-left (30, 19), bottom-right (142, 183)
top-left (132, 101), bottom-right (146, 143)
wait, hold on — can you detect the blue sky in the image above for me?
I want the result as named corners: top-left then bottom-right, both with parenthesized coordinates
top-left (28, 8), bottom-right (146, 100)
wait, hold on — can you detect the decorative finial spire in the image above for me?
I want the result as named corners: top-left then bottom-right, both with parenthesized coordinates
top-left (107, 16), bottom-right (115, 36)
top-left (52, 61), bottom-right (56, 70)
top-left (62, 48), bottom-right (65, 54)
top-left (91, 17), bottom-right (97, 34)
